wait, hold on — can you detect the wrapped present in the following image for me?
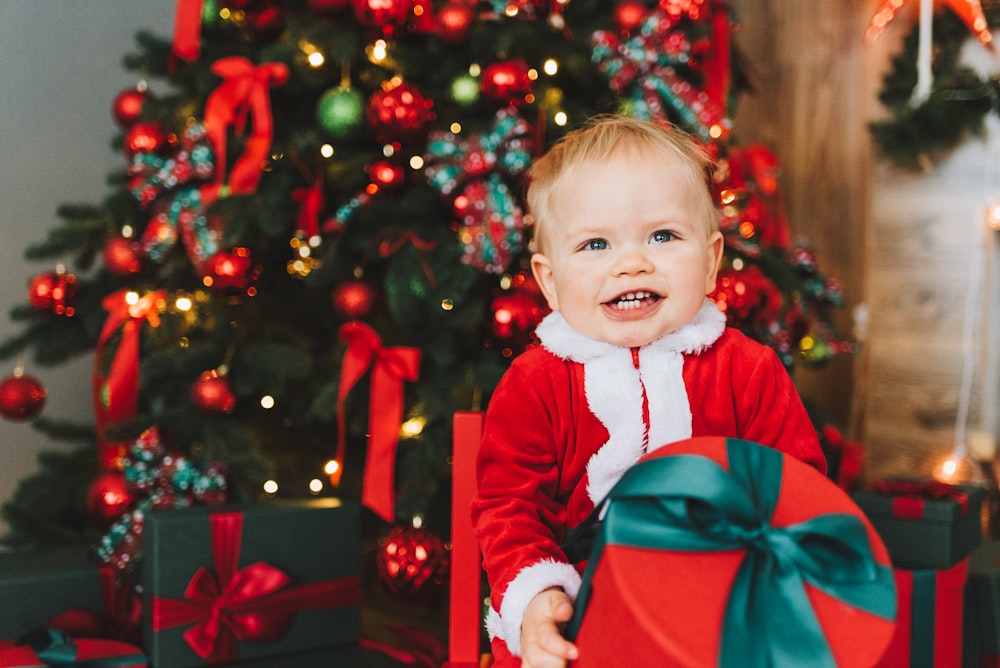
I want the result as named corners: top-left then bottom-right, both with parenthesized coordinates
top-left (566, 436), bottom-right (898, 668)
top-left (852, 479), bottom-right (985, 569)
top-left (0, 628), bottom-right (146, 668)
top-left (876, 559), bottom-right (968, 668)
top-left (0, 547), bottom-right (138, 642)
top-left (963, 540), bottom-right (1000, 667)
top-left (142, 498), bottom-right (361, 668)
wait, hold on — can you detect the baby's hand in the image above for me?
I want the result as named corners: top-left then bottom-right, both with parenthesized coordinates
top-left (520, 588), bottom-right (579, 668)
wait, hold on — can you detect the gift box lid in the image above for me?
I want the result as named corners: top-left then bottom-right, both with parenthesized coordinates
top-left (567, 436), bottom-right (898, 668)
top-left (852, 480), bottom-right (984, 525)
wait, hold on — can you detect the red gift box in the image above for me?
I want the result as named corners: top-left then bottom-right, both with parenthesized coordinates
top-left (0, 628), bottom-right (146, 668)
top-left (875, 559), bottom-right (967, 668)
top-left (568, 436), bottom-right (898, 668)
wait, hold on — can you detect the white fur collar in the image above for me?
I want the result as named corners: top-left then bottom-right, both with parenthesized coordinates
top-left (536, 299), bottom-right (726, 504)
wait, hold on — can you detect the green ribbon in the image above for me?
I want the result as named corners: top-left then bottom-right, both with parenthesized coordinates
top-left (18, 628), bottom-right (146, 668)
top-left (567, 439), bottom-right (896, 667)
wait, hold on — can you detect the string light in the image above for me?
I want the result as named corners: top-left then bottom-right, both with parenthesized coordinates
top-left (308, 478), bottom-right (323, 494)
top-left (320, 144), bottom-right (334, 158)
top-left (324, 460), bottom-right (340, 476)
top-left (260, 395), bottom-right (275, 409)
top-left (263, 480), bottom-right (279, 495)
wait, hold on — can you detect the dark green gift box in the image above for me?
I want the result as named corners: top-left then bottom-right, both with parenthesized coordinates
top-left (852, 480), bottom-right (985, 569)
top-left (142, 498), bottom-right (361, 668)
top-left (0, 546), bottom-right (106, 640)
top-left (963, 540), bottom-right (1000, 667)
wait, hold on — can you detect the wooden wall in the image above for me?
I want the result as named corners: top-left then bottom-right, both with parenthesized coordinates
top-left (733, 1), bottom-right (1000, 481)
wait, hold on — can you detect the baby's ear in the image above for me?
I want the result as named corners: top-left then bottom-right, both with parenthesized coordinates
top-left (531, 253), bottom-right (560, 312)
top-left (704, 231), bottom-right (724, 293)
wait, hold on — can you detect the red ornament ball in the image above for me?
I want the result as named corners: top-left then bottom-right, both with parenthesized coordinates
top-left (243, 4), bottom-right (289, 38)
top-left (376, 525), bottom-right (450, 601)
top-left (491, 291), bottom-right (545, 341)
top-left (86, 472), bottom-right (135, 528)
top-left (0, 373), bottom-right (47, 421)
top-left (103, 236), bottom-right (143, 276)
top-left (367, 160), bottom-right (406, 190)
top-left (123, 122), bottom-right (169, 158)
top-left (437, 1), bottom-right (475, 44)
top-left (203, 247), bottom-right (259, 294)
top-left (331, 277), bottom-right (379, 321)
top-left (191, 370), bottom-right (237, 414)
top-left (112, 87), bottom-right (149, 128)
top-left (612, 0), bottom-right (647, 33)
top-left (481, 59), bottom-right (533, 106)
top-left (353, 0), bottom-right (412, 38)
top-left (366, 81), bottom-right (435, 146)
top-left (27, 271), bottom-right (78, 316)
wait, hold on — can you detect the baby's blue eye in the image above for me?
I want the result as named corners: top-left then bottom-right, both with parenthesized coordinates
top-left (582, 239), bottom-right (608, 251)
top-left (651, 230), bottom-right (675, 243)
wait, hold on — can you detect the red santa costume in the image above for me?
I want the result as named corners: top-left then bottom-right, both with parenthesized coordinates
top-left (471, 299), bottom-right (825, 665)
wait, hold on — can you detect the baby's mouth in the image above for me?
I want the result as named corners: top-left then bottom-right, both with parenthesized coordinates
top-left (606, 290), bottom-right (661, 310)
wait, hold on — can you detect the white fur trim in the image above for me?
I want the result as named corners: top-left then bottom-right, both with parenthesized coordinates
top-left (537, 300), bottom-right (726, 505)
top-left (490, 559), bottom-right (583, 657)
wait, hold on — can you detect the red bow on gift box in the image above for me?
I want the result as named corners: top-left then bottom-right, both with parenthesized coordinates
top-left (151, 511), bottom-right (361, 664)
top-left (46, 566), bottom-right (142, 646)
top-left (870, 479), bottom-right (970, 520)
top-left (334, 322), bottom-right (421, 522)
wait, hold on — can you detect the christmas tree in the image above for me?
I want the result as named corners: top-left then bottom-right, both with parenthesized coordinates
top-left (0, 0), bottom-right (849, 573)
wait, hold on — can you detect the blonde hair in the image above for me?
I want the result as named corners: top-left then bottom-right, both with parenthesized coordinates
top-left (525, 115), bottom-right (719, 253)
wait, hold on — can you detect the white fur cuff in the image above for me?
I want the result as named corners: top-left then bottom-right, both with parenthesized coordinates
top-left (490, 559), bottom-right (582, 657)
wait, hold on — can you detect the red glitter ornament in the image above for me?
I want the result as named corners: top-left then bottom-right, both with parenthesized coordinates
top-left (480, 59), bottom-right (533, 106)
top-left (203, 247), bottom-right (259, 294)
top-left (102, 236), bottom-right (143, 276)
top-left (331, 277), bottom-right (379, 320)
top-left (376, 525), bottom-right (450, 601)
top-left (86, 472), bottom-right (135, 528)
top-left (27, 270), bottom-right (78, 316)
top-left (0, 373), bottom-right (47, 421)
top-left (123, 122), bottom-right (169, 158)
top-left (353, 0), bottom-right (412, 38)
top-left (112, 87), bottom-right (149, 128)
top-left (437, 1), bottom-right (475, 44)
top-left (366, 81), bottom-right (435, 146)
top-left (191, 370), bottom-right (237, 414)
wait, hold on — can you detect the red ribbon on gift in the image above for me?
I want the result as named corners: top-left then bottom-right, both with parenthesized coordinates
top-left (335, 322), bottom-right (421, 522)
top-left (151, 511), bottom-right (361, 664)
top-left (870, 479), bottom-right (970, 520)
top-left (46, 566), bottom-right (142, 645)
top-left (172, 0), bottom-right (204, 62)
top-left (201, 57), bottom-right (289, 206)
top-left (93, 290), bottom-right (165, 471)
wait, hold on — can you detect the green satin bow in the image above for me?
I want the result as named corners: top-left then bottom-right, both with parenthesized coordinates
top-left (567, 439), bottom-right (896, 667)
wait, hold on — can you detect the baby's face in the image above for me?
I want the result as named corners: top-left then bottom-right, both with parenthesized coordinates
top-left (531, 151), bottom-right (723, 348)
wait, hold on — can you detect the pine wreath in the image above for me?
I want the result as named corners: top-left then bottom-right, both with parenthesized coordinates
top-left (871, 6), bottom-right (1000, 167)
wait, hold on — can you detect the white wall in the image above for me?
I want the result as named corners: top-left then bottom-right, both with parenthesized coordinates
top-left (0, 2), bottom-right (177, 537)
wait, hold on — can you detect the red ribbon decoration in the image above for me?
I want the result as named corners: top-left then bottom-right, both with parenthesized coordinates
top-left (701, 4), bottom-right (731, 131)
top-left (172, 0), bottom-right (205, 62)
top-left (93, 290), bottom-right (165, 471)
top-left (46, 566), bottom-right (142, 645)
top-left (291, 180), bottom-right (324, 239)
top-left (201, 57), bottom-right (289, 206)
top-left (870, 479), bottom-right (969, 520)
top-left (151, 511), bottom-right (361, 664)
top-left (335, 322), bottom-right (421, 522)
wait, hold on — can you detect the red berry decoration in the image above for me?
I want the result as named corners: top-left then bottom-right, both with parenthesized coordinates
top-left (353, 0), bottom-right (412, 38)
top-left (203, 247), bottom-right (259, 294)
top-left (366, 81), bottom-right (435, 146)
top-left (191, 370), bottom-right (237, 414)
top-left (112, 87), bottom-right (149, 128)
top-left (124, 122), bottom-right (169, 158)
top-left (437, 1), bottom-right (475, 44)
top-left (27, 270), bottom-right (78, 316)
top-left (102, 236), bottom-right (143, 276)
top-left (86, 472), bottom-right (135, 528)
top-left (612, 0), bottom-right (647, 33)
top-left (481, 59), bottom-right (533, 106)
top-left (0, 373), bottom-right (47, 421)
top-left (331, 277), bottom-right (379, 321)
top-left (376, 525), bottom-right (449, 601)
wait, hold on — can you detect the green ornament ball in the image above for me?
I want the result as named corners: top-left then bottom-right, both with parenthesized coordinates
top-left (451, 74), bottom-right (480, 107)
top-left (317, 86), bottom-right (365, 136)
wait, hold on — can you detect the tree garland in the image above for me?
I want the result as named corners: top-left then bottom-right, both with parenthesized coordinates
top-left (871, 7), bottom-right (1000, 167)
